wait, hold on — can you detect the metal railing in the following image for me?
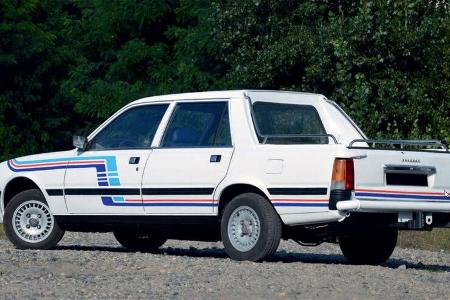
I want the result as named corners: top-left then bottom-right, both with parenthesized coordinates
top-left (348, 139), bottom-right (449, 152)
top-left (261, 134), bottom-right (338, 144)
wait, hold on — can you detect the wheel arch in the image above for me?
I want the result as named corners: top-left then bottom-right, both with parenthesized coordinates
top-left (216, 182), bottom-right (276, 217)
top-left (2, 175), bottom-right (48, 211)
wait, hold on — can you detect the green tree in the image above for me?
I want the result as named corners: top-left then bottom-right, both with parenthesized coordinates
top-left (61, 0), bottom-right (222, 127)
top-left (0, 0), bottom-right (80, 160)
top-left (213, 0), bottom-right (450, 141)
top-left (0, 0), bottom-right (448, 161)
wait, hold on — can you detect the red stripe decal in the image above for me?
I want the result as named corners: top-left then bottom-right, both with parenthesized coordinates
top-left (10, 159), bottom-right (104, 168)
top-left (271, 199), bottom-right (328, 202)
top-left (126, 199), bottom-right (213, 203)
top-left (355, 188), bottom-right (443, 196)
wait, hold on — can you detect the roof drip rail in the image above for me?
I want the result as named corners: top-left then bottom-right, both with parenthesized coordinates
top-left (348, 139), bottom-right (449, 152)
top-left (262, 134), bottom-right (339, 144)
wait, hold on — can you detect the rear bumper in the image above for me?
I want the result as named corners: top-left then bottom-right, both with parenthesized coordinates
top-left (337, 199), bottom-right (450, 213)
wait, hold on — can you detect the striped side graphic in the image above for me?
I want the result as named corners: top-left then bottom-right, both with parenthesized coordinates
top-left (47, 187), bottom-right (216, 207)
top-left (8, 157), bottom-right (120, 187)
top-left (134, 187), bottom-right (216, 207)
top-left (12, 157), bottom-right (218, 207)
top-left (355, 188), bottom-right (449, 202)
top-left (9, 156), bottom-right (124, 206)
top-left (268, 187), bottom-right (329, 207)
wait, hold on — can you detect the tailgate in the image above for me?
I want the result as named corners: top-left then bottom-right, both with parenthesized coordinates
top-left (351, 148), bottom-right (450, 212)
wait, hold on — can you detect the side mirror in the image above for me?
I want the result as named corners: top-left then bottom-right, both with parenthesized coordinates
top-left (73, 135), bottom-right (87, 151)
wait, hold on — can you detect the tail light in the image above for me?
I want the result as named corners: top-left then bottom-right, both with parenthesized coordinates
top-left (331, 158), bottom-right (354, 191)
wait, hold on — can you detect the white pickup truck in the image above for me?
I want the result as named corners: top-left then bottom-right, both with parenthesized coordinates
top-left (0, 90), bottom-right (449, 264)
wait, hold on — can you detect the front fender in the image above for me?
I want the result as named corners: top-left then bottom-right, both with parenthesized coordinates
top-left (0, 161), bottom-right (11, 223)
top-left (0, 168), bottom-right (68, 220)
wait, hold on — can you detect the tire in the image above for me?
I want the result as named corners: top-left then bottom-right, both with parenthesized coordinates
top-left (339, 227), bottom-right (398, 265)
top-left (4, 189), bottom-right (64, 249)
top-left (114, 231), bottom-right (167, 252)
top-left (221, 193), bottom-right (282, 261)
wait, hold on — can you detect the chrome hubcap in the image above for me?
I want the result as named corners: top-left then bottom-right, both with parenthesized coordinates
top-left (228, 206), bottom-right (261, 252)
top-left (13, 200), bottom-right (54, 243)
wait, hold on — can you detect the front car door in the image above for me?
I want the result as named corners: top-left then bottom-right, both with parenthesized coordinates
top-left (142, 100), bottom-right (234, 214)
top-left (64, 103), bottom-right (169, 214)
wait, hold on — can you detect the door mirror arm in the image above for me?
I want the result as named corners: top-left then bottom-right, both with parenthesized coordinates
top-left (73, 135), bottom-right (88, 152)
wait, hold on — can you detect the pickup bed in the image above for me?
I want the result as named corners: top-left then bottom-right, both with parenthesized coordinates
top-left (0, 90), bottom-right (448, 264)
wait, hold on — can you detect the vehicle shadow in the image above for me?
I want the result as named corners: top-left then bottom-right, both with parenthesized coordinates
top-left (54, 244), bottom-right (450, 273)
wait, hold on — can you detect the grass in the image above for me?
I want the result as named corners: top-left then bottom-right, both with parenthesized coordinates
top-left (0, 224), bottom-right (448, 252)
top-left (398, 229), bottom-right (450, 252)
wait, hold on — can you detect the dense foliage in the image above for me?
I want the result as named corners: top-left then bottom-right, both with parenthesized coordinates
top-left (0, 0), bottom-right (448, 159)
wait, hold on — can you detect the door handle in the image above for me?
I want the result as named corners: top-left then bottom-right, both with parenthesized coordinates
top-left (210, 155), bottom-right (221, 163)
top-left (129, 157), bottom-right (140, 164)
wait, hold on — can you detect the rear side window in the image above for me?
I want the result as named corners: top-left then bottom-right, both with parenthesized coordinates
top-left (88, 104), bottom-right (168, 150)
top-left (162, 102), bottom-right (231, 147)
top-left (252, 102), bottom-right (327, 144)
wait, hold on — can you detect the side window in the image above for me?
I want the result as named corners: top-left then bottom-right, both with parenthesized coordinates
top-left (88, 104), bottom-right (169, 150)
top-left (253, 102), bottom-right (327, 144)
top-left (161, 102), bottom-right (231, 147)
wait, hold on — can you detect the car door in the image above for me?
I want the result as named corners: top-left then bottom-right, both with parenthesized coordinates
top-left (64, 103), bottom-right (169, 214)
top-left (142, 100), bottom-right (234, 215)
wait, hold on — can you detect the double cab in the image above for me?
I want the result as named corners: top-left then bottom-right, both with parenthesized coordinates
top-left (1, 90), bottom-right (449, 264)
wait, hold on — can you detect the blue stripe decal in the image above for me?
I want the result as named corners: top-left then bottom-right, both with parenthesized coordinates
top-left (101, 196), bottom-right (136, 206)
top-left (8, 162), bottom-right (107, 173)
top-left (113, 196), bottom-right (125, 202)
top-left (355, 192), bottom-right (449, 201)
top-left (108, 178), bottom-right (120, 186)
top-left (10, 156), bottom-right (118, 170)
top-left (273, 203), bottom-right (329, 207)
top-left (100, 197), bottom-right (218, 207)
top-left (143, 203), bottom-right (219, 207)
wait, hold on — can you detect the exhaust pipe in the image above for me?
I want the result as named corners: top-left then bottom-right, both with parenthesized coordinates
top-left (336, 200), bottom-right (360, 211)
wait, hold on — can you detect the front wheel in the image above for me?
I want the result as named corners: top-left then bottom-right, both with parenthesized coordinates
top-left (114, 231), bottom-right (167, 252)
top-left (221, 193), bottom-right (282, 261)
top-left (4, 189), bottom-right (64, 249)
top-left (339, 227), bottom-right (398, 265)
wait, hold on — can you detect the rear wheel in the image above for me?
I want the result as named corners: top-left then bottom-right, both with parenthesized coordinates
top-left (114, 231), bottom-right (167, 252)
top-left (4, 189), bottom-right (64, 249)
top-left (221, 193), bottom-right (282, 261)
top-left (339, 227), bottom-right (398, 265)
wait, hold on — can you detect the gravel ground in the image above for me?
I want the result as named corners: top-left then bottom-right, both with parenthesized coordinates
top-left (0, 232), bottom-right (449, 300)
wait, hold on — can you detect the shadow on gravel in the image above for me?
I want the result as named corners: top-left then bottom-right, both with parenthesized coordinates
top-left (382, 259), bottom-right (450, 273)
top-left (271, 251), bottom-right (450, 273)
top-left (54, 245), bottom-right (450, 273)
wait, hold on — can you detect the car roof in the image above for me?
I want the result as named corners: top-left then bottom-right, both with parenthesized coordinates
top-left (130, 90), bottom-right (326, 105)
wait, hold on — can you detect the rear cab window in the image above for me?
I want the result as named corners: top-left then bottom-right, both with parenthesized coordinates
top-left (251, 101), bottom-right (328, 144)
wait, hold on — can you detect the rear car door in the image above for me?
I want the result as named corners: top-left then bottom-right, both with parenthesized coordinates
top-left (142, 100), bottom-right (234, 214)
top-left (64, 103), bottom-right (169, 214)
top-left (248, 98), bottom-right (335, 214)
